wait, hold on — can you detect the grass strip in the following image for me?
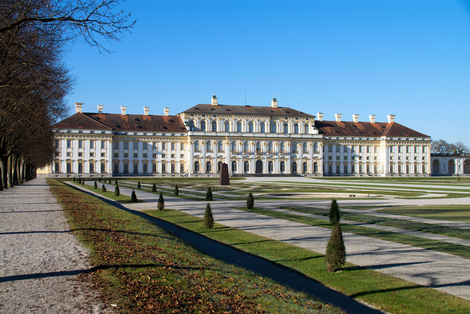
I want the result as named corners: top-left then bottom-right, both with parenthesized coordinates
top-left (49, 179), bottom-right (339, 314)
top-left (146, 208), bottom-right (470, 314)
top-left (377, 206), bottom-right (470, 223)
top-left (284, 206), bottom-right (470, 241)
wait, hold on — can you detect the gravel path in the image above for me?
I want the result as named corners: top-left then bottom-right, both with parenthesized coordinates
top-left (0, 178), bottom-right (110, 314)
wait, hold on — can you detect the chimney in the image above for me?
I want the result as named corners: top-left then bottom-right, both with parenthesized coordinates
top-left (75, 103), bottom-right (83, 113)
top-left (271, 95), bottom-right (278, 109)
top-left (317, 112), bottom-right (323, 122)
top-left (352, 114), bottom-right (359, 123)
top-left (211, 93), bottom-right (218, 106)
top-left (369, 115), bottom-right (376, 123)
top-left (164, 107), bottom-right (170, 116)
top-left (120, 106), bottom-right (127, 116)
top-left (335, 113), bottom-right (342, 122)
top-left (97, 105), bottom-right (103, 114)
top-left (143, 107), bottom-right (149, 116)
top-left (387, 114), bottom-right (395, 123)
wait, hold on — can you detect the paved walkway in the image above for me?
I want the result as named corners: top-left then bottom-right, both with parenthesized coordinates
top-left (82, 181), bottom-right (470, 301)
top-left (0, 178), bottom-right (109, 313)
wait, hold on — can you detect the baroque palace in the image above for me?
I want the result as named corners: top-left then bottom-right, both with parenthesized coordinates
top-left (48, 95), bottom-right (432, 177)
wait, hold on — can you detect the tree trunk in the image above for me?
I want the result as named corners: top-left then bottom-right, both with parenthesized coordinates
top-left (0, 155), bottom-right (8, 189)
top-left (0, 167), bottom-right (3, 191)
top-left (8, 155), bottom-right (14, 187)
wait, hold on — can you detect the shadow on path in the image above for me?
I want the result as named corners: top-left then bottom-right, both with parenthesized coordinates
top-left (67, 183), bottom-right (383, 314)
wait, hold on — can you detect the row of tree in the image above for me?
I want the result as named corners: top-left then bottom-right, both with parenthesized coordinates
top-left (431, 140), bottom-right (469, 155)
top-left (0, 0), bottom-right (134, 190)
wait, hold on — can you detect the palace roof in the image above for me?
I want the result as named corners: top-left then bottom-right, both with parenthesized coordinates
top-left (181, 104), bottom-right (314, 117)
top-left (316, 120), bottom-right (429, 138)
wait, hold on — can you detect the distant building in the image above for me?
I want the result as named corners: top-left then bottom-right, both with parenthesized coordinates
top-left (431, 154), bottom-right (470, 176)
top-left (48, 95), bottom-right (432, 177)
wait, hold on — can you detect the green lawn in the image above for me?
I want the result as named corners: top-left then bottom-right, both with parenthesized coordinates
top-left (378, 205), bottom-right (470, 222)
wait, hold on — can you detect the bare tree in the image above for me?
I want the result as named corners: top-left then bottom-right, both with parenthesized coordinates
top-left (432, 139), bottom-right (469, 155)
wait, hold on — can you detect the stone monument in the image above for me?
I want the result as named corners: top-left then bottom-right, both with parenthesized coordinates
top-left (219, 163), bottom-right (230, 186)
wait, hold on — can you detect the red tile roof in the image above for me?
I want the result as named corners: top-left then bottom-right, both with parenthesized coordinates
top-left (53, 113), bottom-right (187, 133)
top-left (181, 104), bottom-right (314, 117)
top-left (316, 120), bottom-right (429, 138)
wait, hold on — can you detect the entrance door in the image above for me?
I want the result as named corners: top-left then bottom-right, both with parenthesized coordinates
top-left (255, 160), bottom-right (263, 174)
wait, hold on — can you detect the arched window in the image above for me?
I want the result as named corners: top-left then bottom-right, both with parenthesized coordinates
top-left (194, 161), bottom-right (200, 173)
top-left (268, 161), bottom-right (273, 173)
top-left (224, 121), bottom-right (230, 132)
top-left (206, 141), bottom-right (212, 151)
top-left (189, 120), bottom-right (195, 131)
top-left (313, 142), bottom-right (318, 153)
top-left (314, 162), bottom-right (318, 173)
top-left (294, 123), bottom-right (299, 134)
top-left (292, 142), bottom-right (297, 153)
top-left (248, 121), bottom-right (254, 133)
top-left (271, 122), bottom-right (277, 133)
top-left (283, 123), bottom-right (289, 134)
top-left (280, 161), bottom-right (285, 173)
top-left (212, 121), bottom-right (217, 132)
top-left (303, 162), bottom-right (308, 173)
top-left (194, 141), bottom-right (200, 152)
top-left (292, 162), bottom-right (297, 173)
top-left (304, 124), bottom-right (309, 134)
top-left (217, 141), bottom-right (223, 152)
top-left (260, 122), bottom-right (265, 133)
top-left (280, 142), bottom-right (285, 153)
top-left (244, 161), bottom-right (249, 172)
top-left (231, 161), bottom-right (237, 172)
top-left (268, 141), bottom-right (273, 153)
top-left (231, 141), bottom-right (237, 152)
top-left (200, 121), bottom-right (206, 131)
top-left (256, 142), bottom-right (262, 153)
top-left (206, 161), bottom-right (211, 173)
top-left (218, 161), bottom-right (222, 173)
top-left (302, 142), bottom-right (308, 152)
top-left (243, 142), bottom-right (249, 152)
top-left (236, 121), bottom-right (242, 132)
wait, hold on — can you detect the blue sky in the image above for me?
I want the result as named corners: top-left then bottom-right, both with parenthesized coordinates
top-left (65, 0), bottom-right (470, 147)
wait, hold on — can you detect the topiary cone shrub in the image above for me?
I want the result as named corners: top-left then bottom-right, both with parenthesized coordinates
top-left (115, 179), bottom-right (118, 185)
top-left (326, 223), bottom-right (346, 272)
top-left (247, 193), bottom-right (254, 209)
top-left (82, 179), bottom-right (85, 185)
top-left (114, 185), bottom-right (120, 196)
top-left (131, 190), bottom-right (138, 202)
top-left (158, 193), bottom-right (165, 211)
top-left (73, 177), bottom-right (76, 182)
top-left (152, 183), bottom-right (157, 192)
top-left (204, 203), bottom-right (214, 229)
top-left (206, 187), bottom-right (213, 201)
top-left (94, 181), bottom-right (98, 189)
top-left (174, 184), bottom-right (179, 196)
top-left (98, 177), bottom-right (101, 182)
top-left (329, 199), bottom-right (340, 225)
top-left (77, 178), bottom-right (81, 184)
top-left (137, 181), bottom-right (141, 189)
top-left (102, 184), bottom-right (107, 192)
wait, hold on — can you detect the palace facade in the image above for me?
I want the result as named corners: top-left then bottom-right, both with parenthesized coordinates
top-left (48, 95), bottom-right (432, 177)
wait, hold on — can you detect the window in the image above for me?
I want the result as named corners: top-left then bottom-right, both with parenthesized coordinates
top-left (78, 152), bottom-right (83, 157)
top-left (243, 142), bottom-right (249, 152)
top-left (414, 146), bottom-right (419, 153)
top-left (256, 142), bottom-right (261, 154)
top-left (268, 161), bottom-right (273, 173)
top-left (78, 140), bottom-right (83, 149)
top-left (292, 162), bottom-right (297, 173)
top-left (55, 140), bottom-right (60, 149)
top-left (101, 152), bottom-right (105, 157)
top-left (78, 163), bottom-right (83, 173)
top-left (271, 122), bottom-right (277, 133)
top-left (302, 142), bottom-right (307, 152)
top-left (292, 143), bottom-right (297, 153)
top-left (194, 141), bottom-right (200, 152)
top-left (124, 163), bottom-right (129, 174)
top-left (366, 146), bottom-right (370, 153)
top-left (180, 164), bottom-right (185, 173)
top-left (200, 121), bottom-right (206, 131)
top-left (294, 123), bottom-right (299, 134)
top-left (171, 142), bottom-right (175, 150)
top-left (406, 146), bottom-right (410, 153)
top-left (206, 141), bottom-right (212, 152)
top-left (152, 153), bottom-right (157, 158)
top-left (218, 141), bottom-right (223, 152)
top-left (162, 163), bottom-right (166, 173)
top-left (133, 163), bottom-right (138, 173)
top-left (54, 162), bottom-right (60, 173)
top-left (280, 142), bottom-right (285, 153)
top-left (100, 162), bottom-right (106, 173)
top-left (314, 162), bottom-right (318, 173)
top-left (231, 161), bottom-right (237, 172)
top-left (101, 141), bottom-right (106, 149)
top-left (152, 163), bottom-right (157, 173)
top-left (231, 141), bottom-right (236, 152)
top-left (212, 121), bottom-right (217, 132)
top-left (67, 162), bottom-right (72, 174)
top-left (90, 140), bottom-right (94, 149)
top-left (67, 140), bottom-right (72, 149)
top-left (423, 146), bottom-right (427, 153)
top-left (268, 142), bottom-right (273, 153)
top-left (133, 141), bottom-right (139, 150)
top-left (133, 153), bottom-right (138, 158)
top-left (124, 153), bottom-right (129, 158)
top-left (194, 161), bottom-right (200, 173)
top-left (304, 124), bottom-right (309, 134)
top-left (283, 123), bottom-right (289, 134)
top-left (314, 142), bottom-right (319, 153)
top-left (248, 122), bottom-right (254, 133)
top-left (189, 120), bottom-right (195, 131)
top-left (359, 146), bottom-right (363, 153)
top-left (225, 121), bottom-right (230, 132)
top-left (113, 153), bottom-right (118, 158)
top-left (206, 162), bottom-right (211, 173)
top-left (260, 122), bottom-right (265, 133)
top-left (344, 164), bottom-right (348, 174)
top-left (181, 143), bottom-right (184, 150)
top-left (143, 142), bottom-right (148, 150)
top-left (89, 162), bottom-right (95, 173)
top-left (143, 153), bottom-right (148, 158)
top-left (162, 142), bottom-right (166, 150)
top-left (124, 142), bottom-right (129, 150)
top-left (328, 145), bottom-right (333, 153)
top-left (244, 161), bottom-right (249, 173)
top-left (280, 161), bottom-right (285, 173)
top-left (171, 164), bottom-right (176, 173)
top-left (236, 121), bottom-right (242, 132)
top-left (114, 142), bottom-right (119, 149)
top-left (399, 146), bottom-right (403, 153)
top-left (113, 163), bottom-right (118, 174)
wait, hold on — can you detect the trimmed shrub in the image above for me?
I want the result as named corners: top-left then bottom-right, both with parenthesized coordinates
top-left (326, 223), bottom-right (346, 272)
top-left (98, 177), bottom-right (101, 182)
top-left (94, 181), bottom-right (98, 189)
top-left (174, 184), bottom-right (179, 196)
top-left (137, 181), bottom-right (141, 189)
top-left (203, 203), bottom-right (214, 229)
top-left (158, 193), bottom-right (165, 211)
top-left (82, 179), bottom-right (85, 185)
top-left (73, 177), bottom-right (76, 182)
top-left (114, 185), bottom-right (120, 196)
top-left (131, 190), bottom-right (138, 202)
top-left (247, 193), bottom-right (254, 209)
top-left (102, 184), bottom-right (107, 192)
top-left (115, 179), bottom-right (118, 185)
top-left (152, 183), bottom-right (157, 192)
top-left (77, 178), bottom-right (81, 184)
top-left (206, 187), bottom-right (213, 201)
top-left (109, 178), bottom-right (112, 184)
top-left (329, 199), bottom-right (340, 225)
